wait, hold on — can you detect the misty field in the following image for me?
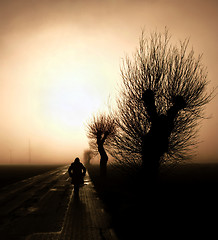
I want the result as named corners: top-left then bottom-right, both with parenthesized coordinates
top-left (88, 162), bottom-right (218, 239)
top-left (0, 164), bottom-right (64, 189)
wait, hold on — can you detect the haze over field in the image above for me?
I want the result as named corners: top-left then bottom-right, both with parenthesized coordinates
top-left (0, 0), bottom-right (217, 164)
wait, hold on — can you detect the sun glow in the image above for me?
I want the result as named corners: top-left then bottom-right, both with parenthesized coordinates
top-left (42, 76), bottom-right (102, 129)
top-left (0, 26), bottom-right (119, 162)
top-left (0, 1), bottom-right (217, 164)
top-left (24, 27), bottom-right (117, 130)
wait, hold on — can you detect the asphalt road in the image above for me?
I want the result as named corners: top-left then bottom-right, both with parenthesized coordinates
top-left (0, 166), bottom-right (117, 240)
top-left (0, 166), bottom-right (71, 240)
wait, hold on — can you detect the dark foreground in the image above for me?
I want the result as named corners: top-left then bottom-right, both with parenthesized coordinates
top-left (0, 165), bottom-right (118, 240)
top-left (0, 163), bottom-right (218, 239)
top-left (88, 163), bottom-right (218, 239)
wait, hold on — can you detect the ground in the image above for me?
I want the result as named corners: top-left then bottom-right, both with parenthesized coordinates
top-left (0, 166), bottom-right (117, 240)
top-left (88, 163), bottom-right (218, 239)
top-left (1, 163), bottom-right (218, 239)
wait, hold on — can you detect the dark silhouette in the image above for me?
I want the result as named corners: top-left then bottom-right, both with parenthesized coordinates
top-left (83, 149), bottom-right (93, 168)
top-left (68, 158), bottom-right (86, 196)
top-left (97, 130), bottom-right (109, 177)
top-left (111, 29), bottom-right (213, 179)
top-left (142, 89), bottom-right (187, 178)
top-left (86, 114), bottom-right (116, 178)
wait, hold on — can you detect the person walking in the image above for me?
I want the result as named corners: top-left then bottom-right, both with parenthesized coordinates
top-left (68, 157), bottom-right (86, 196)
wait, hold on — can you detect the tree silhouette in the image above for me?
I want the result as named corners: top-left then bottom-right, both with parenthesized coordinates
top-left (83, 149), bottom-right (93, 168)
top-left (86, 113), bottom-right (116, 177)
top-left (111, 30), bottom-right (213, 179)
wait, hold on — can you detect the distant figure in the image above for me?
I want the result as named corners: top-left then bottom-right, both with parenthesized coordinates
top-left (68, 158), bottom-right (86, 196)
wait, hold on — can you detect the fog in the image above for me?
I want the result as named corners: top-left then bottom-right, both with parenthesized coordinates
top-left (0, 0), bottom-right (217, 164)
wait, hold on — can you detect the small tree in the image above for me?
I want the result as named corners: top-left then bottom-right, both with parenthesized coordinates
top-left (112, 29), bottom-right (213, 179)
top-left (83, 149), bottom-right (93, 168)
top-left (86, 113), bottom-right (116, 177)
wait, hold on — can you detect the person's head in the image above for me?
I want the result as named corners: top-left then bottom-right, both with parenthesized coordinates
top-left (74, 157), bottom-right (80, 163)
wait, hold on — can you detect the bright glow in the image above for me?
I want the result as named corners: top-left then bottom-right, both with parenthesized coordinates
top-left (42, 74), bottom-right (101, 129)
top-left (0, 27), bottom-right (119, 163)
top-left (0, 0), bottom-right (217, 164)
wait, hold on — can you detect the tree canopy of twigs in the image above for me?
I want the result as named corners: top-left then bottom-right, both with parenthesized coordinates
top-left (111, 29), bottom-right (213, 173)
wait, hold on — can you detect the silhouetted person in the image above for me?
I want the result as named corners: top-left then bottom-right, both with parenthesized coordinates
top-left (68, 158), bottom-right (86, 196)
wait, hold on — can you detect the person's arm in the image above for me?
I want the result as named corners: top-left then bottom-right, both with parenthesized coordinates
top-left (82, 165), bottom-right (86, 176)
top-left (68, 166), bottom-right (72, 177)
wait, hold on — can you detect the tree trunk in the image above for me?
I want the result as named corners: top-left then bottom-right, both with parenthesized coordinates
top-left (142, 153), bottom-right (160, 184)
top-left (98, 143), bottom-right (108, 179)
top-left (100, 158), bottom-right (107, 178)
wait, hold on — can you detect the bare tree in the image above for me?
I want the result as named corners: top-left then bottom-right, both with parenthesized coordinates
top-left (83, 149), bottom-right (93, 168)
top-left (86, 113), bottom-right (116, 177)
top-left (111, 29), bottom-right (213, 179)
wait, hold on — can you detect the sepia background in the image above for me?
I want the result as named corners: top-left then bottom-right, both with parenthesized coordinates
top-left (0, 0), bottom-right (217, 164)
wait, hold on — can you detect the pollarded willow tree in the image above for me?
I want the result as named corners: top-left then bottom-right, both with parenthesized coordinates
top-left (86, 113), bottom-right (116, 177)
top-left (83, 149), bottom-right (93, 167)
top-left (111, 30), bottom-right (213, 178)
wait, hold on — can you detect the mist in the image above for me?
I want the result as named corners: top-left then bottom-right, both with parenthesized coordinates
top-left (0, 0), bottom-right (217, 164)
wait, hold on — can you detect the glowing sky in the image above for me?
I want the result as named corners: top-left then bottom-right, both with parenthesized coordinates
top-left (0, 0), bottom-right (217, 164)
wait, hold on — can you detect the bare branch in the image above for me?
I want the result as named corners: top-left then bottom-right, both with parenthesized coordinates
top-left (111, 29), bottom-right (213, 172)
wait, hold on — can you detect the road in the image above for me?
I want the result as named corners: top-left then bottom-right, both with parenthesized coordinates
top-left (0, 166), bottom-right (117, 240)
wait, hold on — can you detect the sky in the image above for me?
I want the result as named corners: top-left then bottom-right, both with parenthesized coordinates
top-left (0, 0), bottom-right (217, 164)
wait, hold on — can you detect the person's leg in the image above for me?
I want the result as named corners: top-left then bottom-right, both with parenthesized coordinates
top-left (74, 184), bottom-right (79, 197)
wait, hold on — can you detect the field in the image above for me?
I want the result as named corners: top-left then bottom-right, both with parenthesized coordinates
top-left (0, 164), bottom-right (65, 189)
top-left (88, 163), bottom-right (218, 239)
